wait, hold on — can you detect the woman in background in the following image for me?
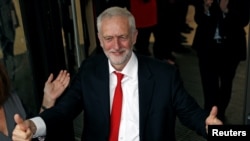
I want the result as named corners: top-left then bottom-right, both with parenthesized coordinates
top-left (0, 62), bottom-right (73, 141)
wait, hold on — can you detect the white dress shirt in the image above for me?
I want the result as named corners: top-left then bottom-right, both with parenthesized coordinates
top-left (31, 52), bottom-right (140, 141)
top-left (109, 52), bottom-right (139, 141)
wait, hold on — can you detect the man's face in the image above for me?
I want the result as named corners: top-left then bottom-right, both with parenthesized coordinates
top-left (98, 16), bottom-right (137, 70)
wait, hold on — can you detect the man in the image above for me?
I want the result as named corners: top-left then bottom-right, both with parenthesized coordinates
top-left (12, 6), bottom-right (222, 141)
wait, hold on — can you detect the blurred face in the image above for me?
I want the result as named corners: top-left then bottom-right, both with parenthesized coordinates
top-left (204, 0), bottom-right (213, 7)
top-left (98, 16), bottom-right (138, 71)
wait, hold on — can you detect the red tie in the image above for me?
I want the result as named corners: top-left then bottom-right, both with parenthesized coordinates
top-left (109, 72), bottom-right (124, 141)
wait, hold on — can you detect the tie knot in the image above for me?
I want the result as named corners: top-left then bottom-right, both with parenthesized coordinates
top-left (114, 72), bottom-right (124, 81)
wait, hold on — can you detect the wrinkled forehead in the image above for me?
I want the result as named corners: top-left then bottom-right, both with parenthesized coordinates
top-left (100, 16), bottom-right (130, 36)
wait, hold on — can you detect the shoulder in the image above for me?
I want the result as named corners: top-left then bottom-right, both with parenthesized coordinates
top-left (80, 53), bottom-right (107, 67)
top-left (4, 91), bottom-right (27, 119)
top-left (7, 91), bottom-right (22, 105)
top-left (136, 54), bottom-right (179, 79)
top-left (137, 54), bottom-right (177, 71)
top-left (74, 53), bottom-right (109, 79)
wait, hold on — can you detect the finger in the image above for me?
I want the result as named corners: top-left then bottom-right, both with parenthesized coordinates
top-left (60, 70), bottom-right (67, 81)
top-left (62, 72), bottom-right (70, 87)
top-left (56, 70), bottom-right (64, 82)
top-left (14, 114), bottom-right (24, 124)
top-left (59, 70), bottom-right (69, 84)
top-left (62, 76), bottom-right (70, 87)
top-left (209, 106), bottom-right (218, 118)
top-left (207, 106), bottom-right (223, 125)
top-left (14, 114), bottom-right (27, 131)
top-left (46, 73), bottom-right (54, 83)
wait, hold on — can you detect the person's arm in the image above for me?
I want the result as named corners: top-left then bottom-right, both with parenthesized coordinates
top-left (40, 70), bottom-right (70, 113)
top-left (12, 70), bottom-right (70, 141)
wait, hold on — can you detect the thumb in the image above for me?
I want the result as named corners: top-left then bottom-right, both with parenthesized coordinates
top-left (207, 106), bottom-right (223, 125)
top-left (209, 106), bottom-right (218, 118)
top-left (14, 114), bottom-right (27, 131)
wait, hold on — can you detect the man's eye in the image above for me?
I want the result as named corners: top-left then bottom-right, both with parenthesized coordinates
top-left (119, 36), bottom-right (128, 40)
top-left (104, 37), bottom-right (112, 41)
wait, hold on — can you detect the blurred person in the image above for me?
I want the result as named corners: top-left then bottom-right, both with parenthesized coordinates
top-left (176, 0), bottom-right (194, 34)
top-left (0, 0), bottom-right (19, 80)
top-left (0, 61), bottom-right (73, 141)
top-left (127, 0), bottom-right (191, 62)
top-left (12, 7), bottom-right (222, 141)
top-left (192, 0), bottom-right (250, 122)
top-left (158, 0), bottom-right (190, 54)
top-left (154, 0), bottom-right (181, 62)
top-left (130, 0), bottom-right (157, 57)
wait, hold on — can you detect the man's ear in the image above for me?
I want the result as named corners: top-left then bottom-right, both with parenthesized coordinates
top-left (97, 33), bottom-right (103, 47)
top-left (132, 29), bottom-right (138, 45)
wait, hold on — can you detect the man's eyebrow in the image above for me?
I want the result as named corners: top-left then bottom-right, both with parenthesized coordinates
top-left (103, 34), bottom-right (128, 38)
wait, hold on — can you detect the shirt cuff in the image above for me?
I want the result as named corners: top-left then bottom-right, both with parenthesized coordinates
top-left (30, 117), bottom-right (46, 138)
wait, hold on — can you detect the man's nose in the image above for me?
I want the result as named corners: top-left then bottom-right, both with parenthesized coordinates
top-left (113, 38), bottom-right (122, 49)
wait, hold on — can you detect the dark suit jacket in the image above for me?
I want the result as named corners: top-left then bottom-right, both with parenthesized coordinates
top-left (192, 0), bottom-right (249, 61)
top-left (40, 53), bottom-right (208, 141)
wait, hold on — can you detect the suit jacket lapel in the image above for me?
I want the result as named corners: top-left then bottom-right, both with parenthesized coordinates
top-left (94, 54), bottom-right (111, 123)
top-left (137, 56), bottom-right (155, 135)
